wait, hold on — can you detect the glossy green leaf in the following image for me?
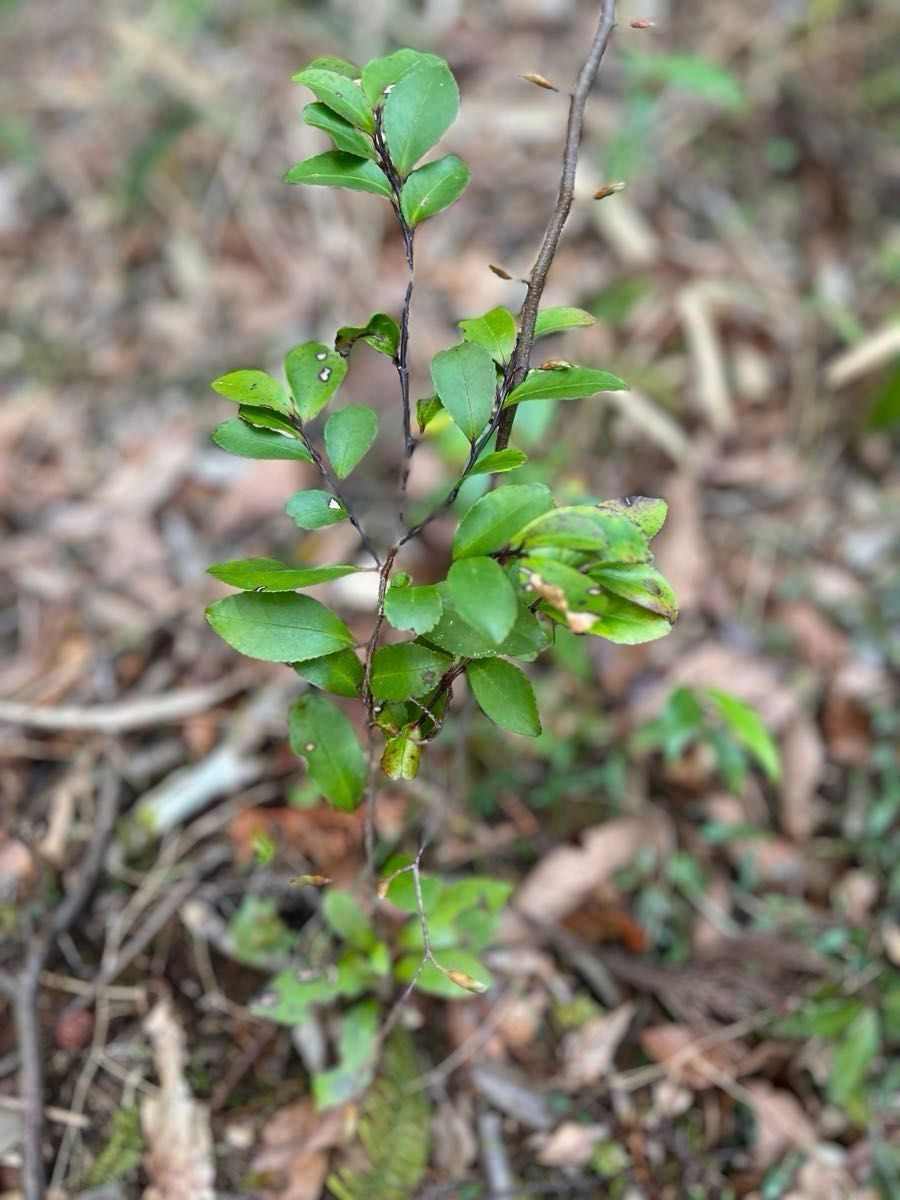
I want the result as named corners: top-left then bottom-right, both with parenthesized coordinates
top-left (289, 693), bottom-right (367, 811)
top-left (302, 102), bottom-right (375, 159)
top-left (416, 394), bottom-right (443, 432)
top-left (452, 483), bottom-right (554, 559)
top-left (422, 586), bottom-right (548, 662)
top-left (211, 369), bottom-right (292, 416)
top-left (460, 306), bottom-right (517, 364)
top-left (324, 406), bottom-right (378, 478)
top-left (430, 341), bottom-right (496, 442)
top-left (370, 643), bottom-right (451, 701)
top-left (400, 154), bottom-right (470, 226)
top-left (361, 48), bottom-right (444, 105)
top-left (286, 489), bottom-right (348, 529)
top-left (567, 592), bottom-right (673, 644)
top-left (292, 68), bottom-right (375, 132)
top-left (394, 949), bottom-right (492, 998)
top-left (466, 657), bottom-right (541, 736)
top-left (206, 593), bottom-right (353, 662)
top-left (469, 448), bottom-right (528, 476)
top-left (335, 312), bottom-right (400, 358)
top-left (505, 365), bottom-right (628, 406)
top-left (381, 730), bottom-right (422, 780)
top-left (514, 505), bottom-right (649, 560)
top-left (237, 404), bottom-right (296, 434)
top-left (207, 558), bottom-right (360, 591)
top-left (589, 562), bottom-right (678, 620)
top-left (828, 1007), bottom-right (880, 1106)
top-left (312, 1000), bottom-right (380, 1109)
top-left (706, 689), bottom-right (781, 783)
top-left (383, 60), bottom-right (459, 177)
top-left (384, 580), bottom-right (442, 635)
top-left (322, 890), bottom-right (375, 949)
top-left (212, 418), bottom-right (312, 462)
top-left (306, 56), bottom-right (360, 79)
top-left (293, 648), bottom-right (364, 698)
top-left (284, 151), bottom-right (392, 198)
top-left (447, 556), bottom-right (517, 645)
top-left (533, 306), bottom-right (597, 338)
top-left (596, 495), bottom-right (668, 539)
top-left (284, 341), bottom-right (348, 421)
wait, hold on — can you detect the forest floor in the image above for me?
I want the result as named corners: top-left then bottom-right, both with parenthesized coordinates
top-left (1, 0), bottom-right (899, 1197)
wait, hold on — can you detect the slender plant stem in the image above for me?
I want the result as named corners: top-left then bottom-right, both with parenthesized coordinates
top-left (495, 0), bottom-right (618, 452)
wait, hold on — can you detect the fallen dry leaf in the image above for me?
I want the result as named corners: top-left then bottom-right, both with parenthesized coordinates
top-left (141, 998), bottom-right (215, 1200)
top-left (778, 715), bottom-right (825, 842)
top-left (639, 1023), bottom-right (745, 1090)
top-left (743, 1081), bottom-right (817, 1168)
top-left (516, 814), bottom-right (673, 924)
top-left (252, 1098), bottom-right (349, 1200)
top-left (561, 1002), bottom-right (635, 1090)
top-left (537, 1121), bottom-right (608, 1167)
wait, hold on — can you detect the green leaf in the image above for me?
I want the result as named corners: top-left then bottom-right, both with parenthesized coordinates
top-left (207, 558), bottom-right (360, 591)
top-left (212, 417), bottom-right (312, 462)
top-left (469, 448), bottom-right (528, 476)
top-left (370, 643), bottom-right (452, 701)
top-left (294, 648), bottom-right (364, 698)
top-left (289, 694), bottom-right (367, 811)
top-left (459, 306), bottom-right (517, 364)
top-left (514, 505), bottom-right (649, 560)
top-left (596, 495), bottom-right (668, 539)
top-left (380, 857), bottom-right (442, 914)
top-left (324, 406), bottom-right (378, 478)
top-left (384, 581), bottom-right (443, 635)
top-left (422, 586), bottom-right (549, 661)
top-left (286, 489), bottom-right (349, 529)
top-left (505, 365), bottom-right (629, 406)
top-left (361, 48), bottom-right (444, 105)
top-left (284, 341), bottom-right (348, 421)
top-left (416, 394), bottom-right (443, 432)
top-left (589, 562), bottom-right (678, 620)
top-left (284, 151), bottom-right (392, 198)
top-left (400, 154), bottom-right (470, 226)
top-left (452, 483), bottom-right (554, 559)
top-left (430, 341), bottom-right (496, 442)
top-left (466, 657), bottom-right (541, 736)
top-left (394, 949), bottom-right (492, 999)
top-left (383, 61), bottom-right (459, 177)
top-left (447, 556), bottom-right (517, 645)
top-left (211, 369), bottom-right (292, 416)
top-left (533, 306), bottom-right (597, 338)
top-left (706, 689), bottom-right (781, 783)
top-left (313, 1000), bottom-right (380, 1110)
top-left (252, 969), bottom-right (343, 1025)
top-left (306, 56), bottom-right (361, 79)
top-left (206, 593), bottom-right (353, 662)
top-left (237, 404), bottom-right (296, 434)
top-left (828, 1007), bottom-right (880, 1106)
top-left (322, 890), bottom-right (375, 948)
top-left (381, 730), bottom-right (422, 780)
top-left (568, 593), bottom-right (673, 644)
top-left (292, 67), bottom-right (375, 132)
top-left (302, 102), bottom-right (376, 159)
top-left (335, 312), bottom-right (400, 358)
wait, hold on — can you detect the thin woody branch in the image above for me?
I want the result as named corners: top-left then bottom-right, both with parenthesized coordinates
top-left (495, 0), bottom-right (618, 451)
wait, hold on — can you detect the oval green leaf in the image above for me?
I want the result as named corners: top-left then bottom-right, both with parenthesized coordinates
top-left (212, 418), bottom-right (312, 462)
top-left (293, 647), bottom-right (364, 698)
top-left (211, 369), bottom-right (292, 416)
top-left (335, 312), bottom-right (400, 358)
top-left (292, 68), bottom-right (375, 132)
top-left (302, 102), bottom-right (375, 159)
top-left (447, 556), bottom-right (517, 645)
top-left (207, 558), bottom-right (360, 591)
top-left (596, 495), bottom-right (668, 539)
top-left (430, 341), bottom-right (496, 442)
top-left (284, 341), bottom-right (348, 422)
top-left (469, 448), bottom-right (528, 477)
top-left (459, 306), bottom-right (517, 365)
top-left (284, 151), bottom-right (392, 199)
top-left (533, 306), bottom-right (597, 338)
top-left (466, 657), bottom-right (541, 737)
top-left (505, 365), bottom-right (628, 406)
top-left (370, 643), bottom-right (452, 701)
top-left (206, 593), bottom-right (353, 662)
top-left (383, 582), bottom-right (442, 635)
top-left (381, 730), bottom-right (422, 780)
top-left (452, 483), bottom-right (554, 559)
top-left (383, 60), bottom-right (459, 177)
top-left (361, 49), bottom-right (445, 105)
top-left (289, 693), bottom-right (367, 811)
top-left (285, 489), bottom-right (349, 529)
top-left (400, 154), bottom-right (470, 226)
top-left (324, 405), bottom-right (378, 478)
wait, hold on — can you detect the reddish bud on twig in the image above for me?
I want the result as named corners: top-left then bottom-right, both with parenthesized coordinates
top-left (489, 263), bottom-right (514, 280)
top-left (291, 874), bottom-right (331, 887)
top-left (519, 73), bottom-right (559, 92)
top-left (447, 969), bottom-right (488, 994)
top-left (593, 181), bottom-right (626, 200)
top-left (630, 18), bottom-right (655, 29)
